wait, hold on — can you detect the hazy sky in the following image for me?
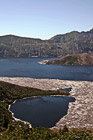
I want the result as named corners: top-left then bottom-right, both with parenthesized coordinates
top-left (0, 0), bottom-right (93, 39)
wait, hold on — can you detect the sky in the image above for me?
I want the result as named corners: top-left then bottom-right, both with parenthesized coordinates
top-left (0, 0), bottom-right (93, 39)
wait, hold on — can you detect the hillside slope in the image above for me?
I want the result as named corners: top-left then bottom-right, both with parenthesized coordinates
top-left (0, 28), bottom-right (93, 57)
top-left (47, 53), bottom-right (93, 66)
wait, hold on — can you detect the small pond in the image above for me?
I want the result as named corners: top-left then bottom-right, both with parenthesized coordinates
top-left (10, 96), bottom-right (75, 128)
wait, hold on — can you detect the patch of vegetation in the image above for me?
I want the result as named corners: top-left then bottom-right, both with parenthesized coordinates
top-left (0, 122), bottom-right (93, 140)
top-left (61, 56), bottom-right (78, 65)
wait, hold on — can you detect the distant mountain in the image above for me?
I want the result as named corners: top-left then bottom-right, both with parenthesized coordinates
top-left (0, 28), bottom-right (93, 58)
top-left (46, 52), bottom-right (93, 66)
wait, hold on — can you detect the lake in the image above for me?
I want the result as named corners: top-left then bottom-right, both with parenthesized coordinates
top-left (0, 58), bottom-right (93, 81)
top-left (10, 96), bottom-right (75, 128)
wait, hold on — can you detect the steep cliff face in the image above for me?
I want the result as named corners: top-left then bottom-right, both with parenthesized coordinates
top-left (47, 53), bottom-right (93, 66)
top-left (0, 28), bottom-right (93, 58)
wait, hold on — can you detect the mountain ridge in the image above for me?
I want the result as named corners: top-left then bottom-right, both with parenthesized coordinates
top-left (0, 28), bottom-right (93, 58)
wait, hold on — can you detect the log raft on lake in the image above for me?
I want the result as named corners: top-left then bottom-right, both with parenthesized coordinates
top-left (0, 77), bottom-right (93, 129)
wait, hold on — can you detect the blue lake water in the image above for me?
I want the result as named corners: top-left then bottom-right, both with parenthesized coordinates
top-left (1, 58), bottom-right (92, 128)
top-left (0, 58), bottom-right (93, 81)
top-left (10, 96), bottom-right (75, 128)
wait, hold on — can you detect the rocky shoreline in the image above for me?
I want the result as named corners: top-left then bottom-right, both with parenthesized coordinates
top-left (0, 77), bottom-right (93, 129)
top-left (38, 60), bottom-right (49, 64)
top-left (8, 99), bottom-right (32, 128)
